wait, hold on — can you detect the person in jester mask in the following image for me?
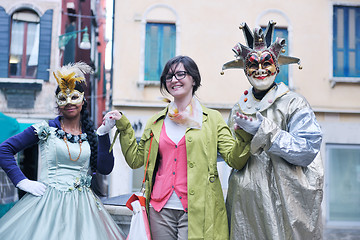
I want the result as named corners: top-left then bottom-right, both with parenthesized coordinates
top-left (0, 62), bottom-right (125, 239)
top-left (222, 21), bottom-right (324, 240)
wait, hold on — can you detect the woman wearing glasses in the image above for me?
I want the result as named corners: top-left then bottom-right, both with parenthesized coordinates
top-left (99, 55), bottom-right (252, 240)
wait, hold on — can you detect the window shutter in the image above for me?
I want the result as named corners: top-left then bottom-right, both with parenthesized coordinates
top-left (160, 25), bottom-right (176, 76)
top-left (145, 24), bottom-right (160, 81)
top-left (274, 28), bottom-right (289, 86)
top-left (333, 6), bottom-right (360, 78)
top-left (63, 23), bottom-right (76, 65)
top-left (144, 23), bottom-right (176, 81)
top-left (103, 64), bottom-right (106, 96)
top-left (0, 7), bottom-right (10, 78)
top-left (37, 9), bottom-right (53, 81)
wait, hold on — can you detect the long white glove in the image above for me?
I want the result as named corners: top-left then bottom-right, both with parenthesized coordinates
top-left (16, 179), bottom-right (46, 197)
top-left (234, 111), bottom-right (263, 135)
top-left (97, 117), bottom-right (116, 136)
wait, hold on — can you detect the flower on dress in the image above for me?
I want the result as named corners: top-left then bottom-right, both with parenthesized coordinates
top-left (35, 125), bottom-right (51, 141)
top-left (55, 129), bottom-right (87, 143)
top-left (80, 133), bottom-right (87, 141)
top-left (66, 133), bottom-right (72, 140)
top-left (69, 174), bottom-right (92, 192)
top-left (57, 129), bottom-right (65, 138)
top-left (80, 174), bottom-right (92, 187)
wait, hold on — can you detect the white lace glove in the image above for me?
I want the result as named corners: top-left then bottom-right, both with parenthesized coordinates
top-left (234, 111), bottom-right (264, 135)
top-left (97, 117), bottom-right (116, 136)
top-left (16, 179), bottom-right (46, 197)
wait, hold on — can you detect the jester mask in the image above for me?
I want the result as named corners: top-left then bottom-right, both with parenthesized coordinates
top-left (222, 21), bottom-right (301, 90)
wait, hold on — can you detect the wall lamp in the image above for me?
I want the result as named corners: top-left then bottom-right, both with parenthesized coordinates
top-left (58, 26), bottom-right (91, 50)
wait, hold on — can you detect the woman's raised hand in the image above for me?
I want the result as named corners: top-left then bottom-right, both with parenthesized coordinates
top-left (103, 110), bottom-right (122, 121)
top-left (96, 111), bottom-right (122, 136)
top-left (233, 111), bottom-right (263, 135)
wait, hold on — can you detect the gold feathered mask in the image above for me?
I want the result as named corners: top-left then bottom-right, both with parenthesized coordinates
top-left (53, 62), bottom-right (93, 106)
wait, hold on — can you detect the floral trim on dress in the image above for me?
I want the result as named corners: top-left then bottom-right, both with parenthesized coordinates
top-left (68, 174), bottom-right (102, 210)
top-left (35, 125), bottom-right (52, 141)
top-left (55, 129), bottom-right (87, 143)
top-left (68, 174), bottom-right (92, 192)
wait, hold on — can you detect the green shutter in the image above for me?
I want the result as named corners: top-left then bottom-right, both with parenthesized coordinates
top-left (160, 25), bottom-right (176, 74)
top-left (144, 23), bottom-right (176, 81)
top-left (63, 23), bottom-right (76, 65)
top-left (274, 28), bottom-right (289, 86)
top-left (103, 64), bottom-right (106, 96)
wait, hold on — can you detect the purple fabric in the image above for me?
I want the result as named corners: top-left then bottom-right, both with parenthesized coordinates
top-left (97, 134), bottom-right (114, 175)
top-left (0, 126), bottom-right (38, 186)
top-left (0, 116), bottom-right (114, 186)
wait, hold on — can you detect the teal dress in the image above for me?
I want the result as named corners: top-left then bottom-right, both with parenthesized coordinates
top-left (0, 121), bottom-right (124, 239)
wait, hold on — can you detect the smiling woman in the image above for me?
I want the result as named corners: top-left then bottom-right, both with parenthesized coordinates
top-left (99, 55), bottom-right (252, 240)
top-left (0, 62), bottom-right (125, 239)
top-left (56, 83), bottom-right (85, 121)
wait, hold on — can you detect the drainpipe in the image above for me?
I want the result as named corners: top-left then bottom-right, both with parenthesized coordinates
top-left (109, 0), bottom-right (115, 110)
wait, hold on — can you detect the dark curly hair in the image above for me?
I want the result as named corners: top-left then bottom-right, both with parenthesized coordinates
top-left (80, 100), bottom-right (98, 172)
top-left (55, 83), bottom-right (98, 173)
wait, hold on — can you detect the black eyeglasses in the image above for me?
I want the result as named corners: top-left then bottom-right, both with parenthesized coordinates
top-left (165, 71), bottom-right (188, 82)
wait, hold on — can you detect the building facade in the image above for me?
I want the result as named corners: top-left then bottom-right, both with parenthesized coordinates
top-left (109, 0), bottom-right (360, 233)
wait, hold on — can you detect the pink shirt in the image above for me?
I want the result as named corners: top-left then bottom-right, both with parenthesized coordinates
top-left (150, 124), bottom-right (188, 212)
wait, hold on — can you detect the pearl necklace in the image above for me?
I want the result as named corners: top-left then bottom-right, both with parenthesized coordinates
top-left (61, 120), bottom-right (82, 162)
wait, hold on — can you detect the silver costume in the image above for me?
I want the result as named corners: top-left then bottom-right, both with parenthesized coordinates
top-left (226, 82), bottom-right (324, 240)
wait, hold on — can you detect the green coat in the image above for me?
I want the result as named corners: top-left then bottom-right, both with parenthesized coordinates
top-left (114, 105), bottom-right (251, 240)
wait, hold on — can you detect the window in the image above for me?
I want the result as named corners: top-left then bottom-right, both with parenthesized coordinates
top-left (9, 10), bottom-right (40, 78)
top-left (326, 144), bottom-right (360, 225)
top-left (0, 7), bottom-right (53, 108)
top-left (0, 7), bottom-right (52, 81)
top-left (333, 6), bottom-right (360, 78)
top-left (273, 28), bottom-right (289, 86)
top-left (144, 23), bottom-right (176, 81)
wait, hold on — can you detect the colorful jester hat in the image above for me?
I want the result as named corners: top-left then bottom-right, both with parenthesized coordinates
top-left (221, 21), bottom-right (302, 90)
top-left (53, 62), bottom-right (93, 106)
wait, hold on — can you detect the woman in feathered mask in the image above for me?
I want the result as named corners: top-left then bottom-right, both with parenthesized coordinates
top-left (0, 62), bottom-right (125, 239)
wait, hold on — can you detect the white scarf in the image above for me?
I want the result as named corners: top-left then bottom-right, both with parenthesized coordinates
top-left (167, 97), bottom-right (203, 129)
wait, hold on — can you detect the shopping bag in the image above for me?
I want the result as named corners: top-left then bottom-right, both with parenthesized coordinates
top-left (126, 194), bottom-right (151, 240)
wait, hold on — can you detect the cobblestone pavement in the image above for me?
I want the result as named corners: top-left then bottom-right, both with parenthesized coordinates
top-left (324, 228), bottom-right (360, 240)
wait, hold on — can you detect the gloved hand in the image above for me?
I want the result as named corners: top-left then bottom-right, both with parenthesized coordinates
top-left (97, 116), bottom-right (116, 136)
top-left (234, 111), bottom-right (263, 135)
top-left (16, 179), bottom-right (46, 197)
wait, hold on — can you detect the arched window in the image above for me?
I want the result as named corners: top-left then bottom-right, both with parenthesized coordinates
top-left (140, 5), bottom-right (179, 83)
top-left (9, 10), bottom-right (40, 78)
